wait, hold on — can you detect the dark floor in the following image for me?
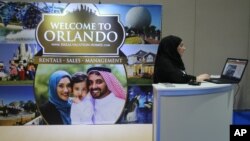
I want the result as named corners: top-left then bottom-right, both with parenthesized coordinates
top-left (233, 110), bottom-right (250, 125)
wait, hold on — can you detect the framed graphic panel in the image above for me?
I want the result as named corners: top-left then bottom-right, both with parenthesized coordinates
top-left (0, 1), bottom-right (161, 125)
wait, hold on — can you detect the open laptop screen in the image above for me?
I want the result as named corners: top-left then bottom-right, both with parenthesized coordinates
top-left (221, 58), bottom-right (248, 80)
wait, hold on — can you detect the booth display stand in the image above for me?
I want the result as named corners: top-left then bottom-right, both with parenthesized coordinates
top-left (153, 82), bottom-right (234, 141)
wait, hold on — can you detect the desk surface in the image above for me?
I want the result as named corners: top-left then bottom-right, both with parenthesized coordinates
top-left (153, 82), bottom-right (234, 141)
top-left (153, 82), bottom-right (233, 96)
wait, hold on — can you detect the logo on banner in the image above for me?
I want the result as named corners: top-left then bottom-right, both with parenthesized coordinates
top-left (36, 5), bottom-right (125, 55)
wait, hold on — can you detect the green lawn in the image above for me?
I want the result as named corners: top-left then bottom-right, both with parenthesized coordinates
top-left (0, 80), bottom-right (34, 85)
top-left (127, 77), bottom-right (152, 85)
top-left (125, 36), bottom-right (143, 44)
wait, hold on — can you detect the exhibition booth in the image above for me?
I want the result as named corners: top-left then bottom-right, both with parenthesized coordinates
top-left (0, 1), bottom-right (248, 141)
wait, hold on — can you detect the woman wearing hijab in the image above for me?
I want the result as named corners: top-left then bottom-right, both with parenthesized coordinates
top-left (39, 70), bottom-right (72, 125)
top-left (153, 35), bottom-right (210, 83)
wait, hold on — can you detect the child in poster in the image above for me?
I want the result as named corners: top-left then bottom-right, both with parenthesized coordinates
top-left (70, 72), bottom-right (94, 125)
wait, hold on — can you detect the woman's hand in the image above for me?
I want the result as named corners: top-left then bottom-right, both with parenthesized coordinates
top-left (196, 74), bottom-right (210, 82)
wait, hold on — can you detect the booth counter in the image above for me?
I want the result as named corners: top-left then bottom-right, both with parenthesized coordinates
top-left (153, 82), bottom-right (234, 141)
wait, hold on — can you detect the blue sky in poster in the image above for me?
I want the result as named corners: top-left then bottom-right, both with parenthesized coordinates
top-left (0, 3), bottom-right (161, 44)
top-left (121, 44), bottom-right (158, 56)
top-left (0, 44), bottom-right (18, 71)
top-left (0, 86), bottom-right (35, 105)
top-left (0, 43), bottom-right (40, 71)
top-left (35, 3), bottom-right (161, 30)
top-left (96, 4), bottom-right (162, 30)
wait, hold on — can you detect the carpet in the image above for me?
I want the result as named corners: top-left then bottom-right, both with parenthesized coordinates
top-left (233, 110), bottom-right (250, 125)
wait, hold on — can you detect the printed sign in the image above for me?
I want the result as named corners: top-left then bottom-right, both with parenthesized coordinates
top-left (0, 1), bottom-right (161, 125)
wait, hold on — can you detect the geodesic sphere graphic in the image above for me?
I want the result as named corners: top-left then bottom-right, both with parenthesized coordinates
top-left (125, 7), bottom-right (151, 29)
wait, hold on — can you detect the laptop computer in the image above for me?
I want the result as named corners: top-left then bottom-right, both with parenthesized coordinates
top-left (205, 58), bottom-right (248, 84)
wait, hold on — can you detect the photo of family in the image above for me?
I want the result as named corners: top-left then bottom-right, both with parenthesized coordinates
top-left (34, 64), bottom-right (127, 125)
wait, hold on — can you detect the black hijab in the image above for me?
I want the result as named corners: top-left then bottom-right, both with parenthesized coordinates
top-left (155, 35), bottom-right (185, 70)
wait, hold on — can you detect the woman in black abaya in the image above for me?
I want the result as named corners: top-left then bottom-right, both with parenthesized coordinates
top-left (153, 35), bottom-right (210, 83)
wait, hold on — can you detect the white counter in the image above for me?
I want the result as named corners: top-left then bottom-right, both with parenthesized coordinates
top-left (153, 82), bottom-right (234, 141)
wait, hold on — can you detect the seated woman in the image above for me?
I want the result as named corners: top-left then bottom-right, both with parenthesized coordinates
top-left (153, 35), bottom-right (210, 83)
